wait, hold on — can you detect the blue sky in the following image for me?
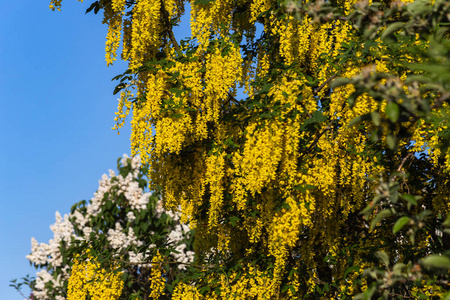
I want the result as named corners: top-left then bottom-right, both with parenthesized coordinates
top-left (0, 1), bottom-right (192, 299)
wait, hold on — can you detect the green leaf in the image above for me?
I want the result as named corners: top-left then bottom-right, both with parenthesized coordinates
top-left (443, 214), bottom-right (450, 227)
top-left (293, 184), bottom-right (316, 192)
top-left (199, 285), bottom-right (211, 293)
top-left (386, 102), bottom-right (399, 122)
top-left (371, 129), bottom-right (379, 142)
top-left (282, 202), bottom-right (291, 210)
top-left (353, 293), bottom-right (364, 300)
top-left (170, 113), bottom-right (184, 119)
top-left (370, 209), bottom-right (392, 231)
top-left (393, 216), bottom-right (411, 234)
top-left (381, 22), bottom-right (404, 41)
top-left (376, 251), bottom-right (390, 267)
top-left (370, 111), bottom-right (380, 126)
top-left (393, 263), bottom-right (406, 276)
top-left (443, 292), bottom-right (450, 300)
top-left (348, 113), bottom-right (371, 127)
top-left (113, 83), bottom-right (126, 95)
top-left (401, 194), bottom-right (418, 209)
top-left (422, 255), bottom-right (450, 269)
top-left (330, 77), bottom-right (351, 90)
top-left (94, 3), bottom-right (101, 14)
top-left (386, 134), bottom-right (396, 150)
top-left (85, 1), bottom-right (100, 14)
top-left (343, 265), bottom-right (359, 279)
top-left (229, 216), bottom-right (240, 226)
top-left (312, 111), bottom-right (327, 123)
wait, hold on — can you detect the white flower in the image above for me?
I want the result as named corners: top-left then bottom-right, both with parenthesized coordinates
top-left (107, 223), bottom-right (143, 252)
top-left (155, 199), bottom-right (165, 217)
top-left (27, 212), bottom-right (75, 268)
top-left (128, 251), bottom-right (144, 264)
top-left (166, 219), bottom-right (194, 269)
top-left (127, 211), bottom-right (136, 222)
top-left (33, 269), bottom-right (66, 300)
top-left (26, 238), bottom-right (49, 266)
top-left (131, 155), bottom-right (141, 171)
top-left (86, 173), bottom-right (113, 217)
top-left (121, 153), bottom-right (129, 167)
top-left (70, 210), bottom-right (88, 229)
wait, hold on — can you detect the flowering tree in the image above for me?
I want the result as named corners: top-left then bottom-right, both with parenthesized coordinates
top-left (20, 0), bottom-right (450, 298)
top-left (18, 155), bottom-right (193, 299)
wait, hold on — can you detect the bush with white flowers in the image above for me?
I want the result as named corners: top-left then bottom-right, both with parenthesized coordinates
top-left (20, 155), bottom-right (194, 300)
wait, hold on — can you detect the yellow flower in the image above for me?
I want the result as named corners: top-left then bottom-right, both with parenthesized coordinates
top-left (67, 251), bottom-right (123, 300)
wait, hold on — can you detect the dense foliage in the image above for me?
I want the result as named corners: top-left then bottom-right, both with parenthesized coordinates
top-left (13, 0), bottom-right (450, 299)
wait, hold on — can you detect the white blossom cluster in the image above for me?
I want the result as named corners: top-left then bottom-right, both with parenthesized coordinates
top-left (80, 155), bottom-right (148, 220)
top-left (70, 209), bottom-right (92, 237)
top-left (121, 153), bottom-right (141, 173)
top-left (167, 221), bottom-right (195, 269)
top-left (85, 171), bottom-right (112, 217)
top-left (26, 212), bottom-right (75, 268)
top-left (157, 202), bottom-right (195, 269)
top-left (26, 212), bottom-right (74, 300)
top-left (33, 269), bottom-right (67, 300)
top-left (123, 178), bottom-right (150, 210)
top-left (24, 154), bottom-right (194, 299)
top-left (107, 222), bottom-right (143, 250)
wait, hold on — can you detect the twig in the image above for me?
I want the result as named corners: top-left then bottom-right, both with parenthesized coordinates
top-left (17, 290), bottom-right (30, 300)
top-left (388, 292), bottom-right (415, 299)
top-left (114, 258), bottom-right (203, 269)
top-left (297, 95), bottom-right (348, 162)
top-left (11, 285), bottom-right (30, 300)
top-left (298, 119), bottom-right (335, 162)
top-left (314, 74), bottom-right (337, 95)
top-left (397, 153), bottom-right (414, 173)
top-left (390, 152), bottom-right (414, 193)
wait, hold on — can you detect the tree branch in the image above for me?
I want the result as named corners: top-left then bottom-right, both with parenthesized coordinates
top-left (114, 257), bottom-right (203, 269)
top-left (298, 119), bottom-right (335, 162)
top-left (314, 74), bottom-right (337, 95)
top-left (161, 0), bottom-right (181, 53)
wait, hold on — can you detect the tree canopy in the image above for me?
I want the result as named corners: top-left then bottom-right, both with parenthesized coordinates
top-left (17, 0), bottom-right (450, 299)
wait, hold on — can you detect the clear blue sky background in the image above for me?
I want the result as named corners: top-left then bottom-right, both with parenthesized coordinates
top-left (0, 1), bottom-right (189, 299)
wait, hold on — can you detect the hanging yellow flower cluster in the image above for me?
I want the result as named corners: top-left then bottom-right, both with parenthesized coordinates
top-left (67, 251), bottom-right (123, 300)
top-left (49, 0), bottom-right (83, 11)
top-left (172, 282), bottom-right (202, 300)
top-left (149, 251), bottom-right (166, 299)
top-left (103, 1), bottom-right (123, 66)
